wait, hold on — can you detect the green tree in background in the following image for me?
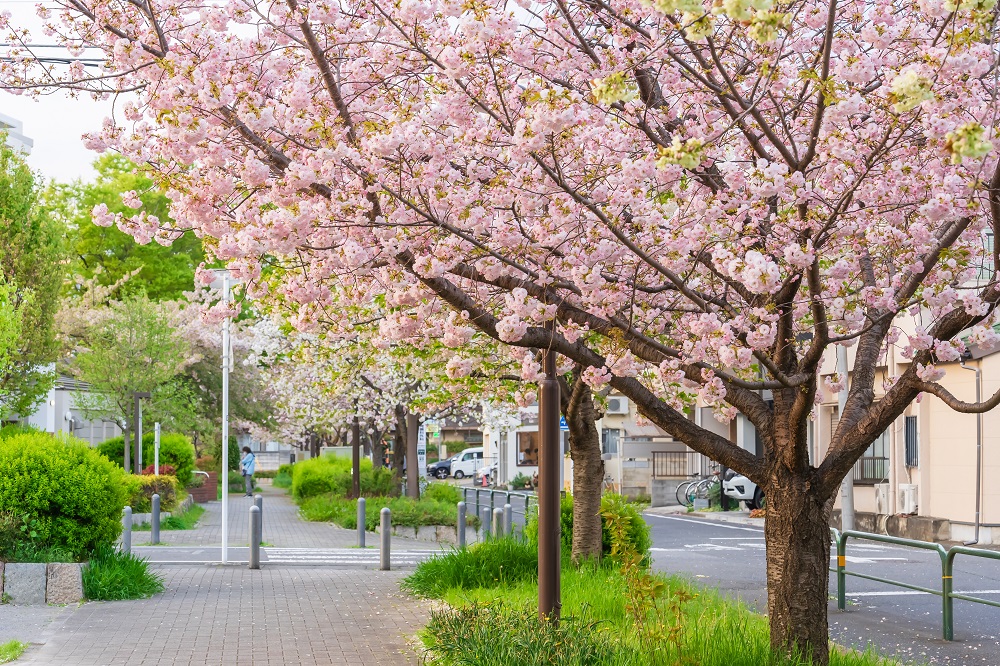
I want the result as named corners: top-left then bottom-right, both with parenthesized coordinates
top-left (0, 141), bottom-right (65, 416)
top-left (73, 293), bottom-right (188, 469)
top-left (47, 155), bottom-right (203, 302)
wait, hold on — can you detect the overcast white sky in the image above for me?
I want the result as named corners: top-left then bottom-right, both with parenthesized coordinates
top-left (2, 90), bottom-right (111, 182)
top-left (1, 1), bottom-right (114, 183)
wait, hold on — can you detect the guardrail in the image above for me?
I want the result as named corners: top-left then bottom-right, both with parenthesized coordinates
top-left (462, 487), bottom-right (535, 532)
top-left (830, 528), bottom-right (1000, 640)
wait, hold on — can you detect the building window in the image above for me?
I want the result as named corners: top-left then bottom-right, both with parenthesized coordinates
top-left (853, 429), bottom-right (889, 485)
top-left (517, 432), bottom-right (538, 466)
top-left (602, 428), bottom-right (620, 455)
top-left (904, 416), bottom-right (918, 468)
top-left (980, 232), bottom-right (995, 281)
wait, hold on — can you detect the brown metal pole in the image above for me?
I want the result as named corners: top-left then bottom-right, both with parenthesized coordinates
top-left (538, 333), bottom-right (561, 622)
top-left (406, 413), bottom-right (420, 499)
top-left (352, 415), bottom-right (361, 499)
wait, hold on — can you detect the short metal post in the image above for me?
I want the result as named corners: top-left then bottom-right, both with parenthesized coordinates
top-left (380, 508), bottom-right (391, 571)
top-left (254, 494), bottom-right (263, 545)
top-left (480, 506), bottom-right (491, 539)
top-left (836, 533), bottom-right (846, 611)
top-left (151, 494), bottom-right (161, 545)
top-left (457, 502), bottom-right (467, 549)
top-left (942, 555), bottom-right (954, 640)
top-left (493, 508), bottom-right (503, 537)
top-left (504, 503), bottom-right (513, 536)
top-left (357, 497), bottom-right (367, 548)
top-left (249, 505), bottom-right (261, 570)
top-left (490, 489), bottom-right (496, 511)
top-left (122, 506), bottom-right (132, 554)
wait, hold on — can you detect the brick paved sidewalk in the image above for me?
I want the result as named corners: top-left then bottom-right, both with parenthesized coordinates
top-left (19, 567), bottom-right (430, 665)
top-left (133, 484), bottom-right (435, 549)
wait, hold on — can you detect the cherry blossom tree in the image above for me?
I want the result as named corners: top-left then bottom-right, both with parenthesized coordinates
top-left (6, 0), bottom-right (1000, 659)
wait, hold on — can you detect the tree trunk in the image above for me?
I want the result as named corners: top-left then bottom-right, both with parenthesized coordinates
top-left (392, 404), bottom-right (406, 484)
top-left (565, 382), bottom-right (604, 563)
top-left (371, 429), bottom-right (385, 469)
top-left (764, 464), bottom-right (835, 665)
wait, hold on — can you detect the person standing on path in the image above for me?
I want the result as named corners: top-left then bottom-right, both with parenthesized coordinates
top-left (240, 446), bottom-right (256, 496)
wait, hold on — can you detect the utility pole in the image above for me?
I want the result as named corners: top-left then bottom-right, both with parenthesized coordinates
top-left (538, 323), bottom-right (561, 621)
top-left (837, 347), bottom-right (855, 531)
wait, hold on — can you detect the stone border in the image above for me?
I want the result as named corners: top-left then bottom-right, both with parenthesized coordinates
top-left (377, 524), bottom-right (480, 545)
top-left (0, 561), bottom-right (84, 605)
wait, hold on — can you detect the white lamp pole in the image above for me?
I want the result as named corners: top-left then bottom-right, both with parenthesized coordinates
top-left (221, 272), bottom-right (231, 564)
top-left (154, 422), bottom-right (161, 475)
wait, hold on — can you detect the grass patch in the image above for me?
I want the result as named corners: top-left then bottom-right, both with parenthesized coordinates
top-left (133, 504), bottom-right (204, 531)
top-left (299, 482), bottom-right (476, 530)
top-left (407, 543), bottom-right (905, 666)
top-left (0, 640), bottom-right (26, 664)
top-left (82, 545), bottom-right (164, 600)
top-left (273, 471), bottom-right (292, 488)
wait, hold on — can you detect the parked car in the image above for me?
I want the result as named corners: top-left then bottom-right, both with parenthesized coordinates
top-left (476, 461), bottom-right (498, 486)
top-left (723, 472), bottom-right (765, 510)
top-left (426, 456), bottom-right (456, 479)
top-left (450, 447), bottom-right (484, 479)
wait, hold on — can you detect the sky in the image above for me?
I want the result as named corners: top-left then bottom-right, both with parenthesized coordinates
top-left (2, 90), bottom-right (111, 182)
top-left (1, 1), bottom-right (114, 183)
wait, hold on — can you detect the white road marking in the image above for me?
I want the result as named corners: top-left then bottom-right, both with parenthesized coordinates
top-left (645, 514), bottom-right (764, 533)
top-left (840, 556), bottom-right (908, 564)
top-left (684, 543), bottom-right (742, 551)
top-left (710, 537), bottom-right (765, 540)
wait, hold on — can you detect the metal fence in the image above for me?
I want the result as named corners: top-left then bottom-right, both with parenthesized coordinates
top-left (830, 528), bottom-right (1000, 640)
top-left (852, 456), bottom-right (889, 484)
top-left (652, 451), bottom-right (687, 478)
top-left (462, 487), bottom-right (535, 534)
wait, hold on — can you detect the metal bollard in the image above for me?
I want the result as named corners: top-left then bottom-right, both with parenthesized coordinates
top-left (480, 506), bottom-right (491, 539)
top-left (254, 494), bottom-right (263, 545)
top-left (380, 508), bottom-right (391, 571)
top-left (357, 497), bottom-right (366, 548)
top-left (492, 508), bottom-right (503, 537)
top-left (249, 505), bottom-right (261, 570)
top-left (151, 494), bottom-right (161, 545)
top-left (457, 501), bottom-right (467, 549)
top-left (503, 503), bottom-right (512, 536)
top-left (122, 506), bottom-right (132, 554)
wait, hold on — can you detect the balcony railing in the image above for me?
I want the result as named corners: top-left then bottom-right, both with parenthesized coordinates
top-left (853, 456), bottom-right (889, 485)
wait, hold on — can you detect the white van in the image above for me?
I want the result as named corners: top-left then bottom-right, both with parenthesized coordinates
top-left (450, 447), bottom-right (484, 479)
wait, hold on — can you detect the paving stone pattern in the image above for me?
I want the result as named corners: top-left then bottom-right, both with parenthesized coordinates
top-left (21, 567), bottom-right (429, 665)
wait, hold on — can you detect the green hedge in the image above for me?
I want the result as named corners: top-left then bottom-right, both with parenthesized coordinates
top-left (0, 433), bottom-right (129, 561)
top-left (291, 455), bottom-right (397, 500)
top-left (97, 432), bottom-right (195, 485)
top-left (126, 475), bottom-right (179, 512)
top-left (525, 493), bottom-right (651, 563)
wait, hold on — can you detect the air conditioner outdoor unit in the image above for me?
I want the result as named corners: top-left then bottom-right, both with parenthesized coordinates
top-left (606, 397), bottom-right (630, 415)
top-left (898, 484), bottom-right (918, 515)
top-left (875, 483), bottom-right (890, 515)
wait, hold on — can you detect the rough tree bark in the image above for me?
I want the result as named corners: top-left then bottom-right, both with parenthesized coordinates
top-left (371, 428), bottom-right (385, 469)
top-left (392, 404), bottom-right (406, 485)
top-left (559, 367), bottom-right (604, 563)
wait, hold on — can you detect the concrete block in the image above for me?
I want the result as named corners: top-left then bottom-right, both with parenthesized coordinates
top-left (435, 526), bottom-right (458, 544)
top-left (46, 563), bottom-right (84, 604)
top-left (4, 563), bottom-right (47, 605)
top-left (416, 526), bottom-right (437, 541)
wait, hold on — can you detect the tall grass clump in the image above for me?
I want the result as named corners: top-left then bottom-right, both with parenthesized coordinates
top-left (402, 537), bottom-right (538, 598)
top-left (82, 545), bottom-right (165, 600)
top-left (291, 455), bottom-right (396, 500)
top-left (0, 640), bottom-right (27, 664)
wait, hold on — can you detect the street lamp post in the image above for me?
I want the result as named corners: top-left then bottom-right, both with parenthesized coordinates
top-left (133, 391), bottom-right (151, 473)
top-left (538, 324), bottom-right (561, 621)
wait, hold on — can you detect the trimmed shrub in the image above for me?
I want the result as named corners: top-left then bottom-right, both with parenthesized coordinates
top-left (291, 455), bottom-right (397, 500)
top-left (525, 493), bottom-right (651, 563)
top-left (140, 463), bottom-right (176, 476)
top-left (274, 464), bottom-right (293, 489)
top-left (97, 432), bottom-right (195, 485)
top-left (0, 433), bottom-right (129, 561)
top-left (0, 423), bottom-right (40, 441)
top-left (127, 475), bottom-right (179, 512)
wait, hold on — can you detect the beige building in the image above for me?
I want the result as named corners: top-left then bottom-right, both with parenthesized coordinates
top-left (816, 337), bottom-right (999, 544)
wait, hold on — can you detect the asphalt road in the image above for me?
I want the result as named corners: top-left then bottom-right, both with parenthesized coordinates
top-left (645, 512), bottom-right (1000, 665)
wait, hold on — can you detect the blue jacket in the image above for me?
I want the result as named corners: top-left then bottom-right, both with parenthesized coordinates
top-left (240, 452), bottom-right (256, 476)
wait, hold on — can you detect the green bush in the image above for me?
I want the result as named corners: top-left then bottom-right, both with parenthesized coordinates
top-left (422, 481), bottom-right (462, 504)
top-left (208, 435), bottom-right (240, 471)
top-left (403, 537), bottom-right (538, 598)
top-left (127, 475), bottom-right (179, 512)
top-left (291, 456), bottom-right (397, 500)
top-left (97, 432), bottom-right (195, 485)
top-left (300, 492), bottom-right (470, 530)
top-left (0, 423), bottom-right (39, 441)
top-left (273, 464), bottom-right (293, 488)
top-left (0, 433), bottom-right (129, 561)
top-left (525, 493), bottom-right (650, 563)
top-left (82, 544), bottom-right (164, 600)
top-left (510, 472), bottom-right (531, 490)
